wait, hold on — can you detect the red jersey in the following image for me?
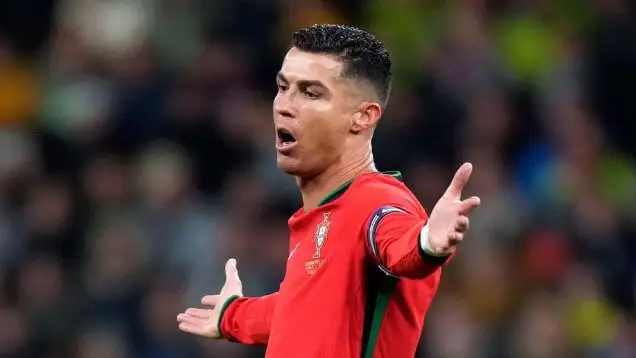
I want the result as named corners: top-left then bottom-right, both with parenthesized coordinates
top-left (219, 172), bottom-right (452, 357)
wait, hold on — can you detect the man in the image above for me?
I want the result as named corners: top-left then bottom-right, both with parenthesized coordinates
top-left (176, 24), bottom-right (481, 357)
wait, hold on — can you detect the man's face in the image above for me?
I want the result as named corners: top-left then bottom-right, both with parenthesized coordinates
top-left (273, 48), bottom-right (357, 178)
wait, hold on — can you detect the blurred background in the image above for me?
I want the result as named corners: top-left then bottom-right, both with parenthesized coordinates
top-left (0, 0), bottom-right (635, 357)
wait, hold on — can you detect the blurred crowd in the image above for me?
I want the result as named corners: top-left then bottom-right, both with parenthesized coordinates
top-left (0, 0), bottom-right (635, 357)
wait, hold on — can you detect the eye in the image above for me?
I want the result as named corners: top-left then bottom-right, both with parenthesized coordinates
top-left (277, 83), bottom-right (288, 92)
top-left (304, 90), bottom-right (320, 99)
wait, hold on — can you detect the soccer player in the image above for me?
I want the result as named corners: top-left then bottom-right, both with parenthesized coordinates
top-left (176, 24), bottom-right (481, 358)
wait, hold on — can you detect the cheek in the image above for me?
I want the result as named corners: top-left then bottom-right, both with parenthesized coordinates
top-left (298, 102), bottom-right (349, 151)
top-left (307, 118), bottom-right (347, 154)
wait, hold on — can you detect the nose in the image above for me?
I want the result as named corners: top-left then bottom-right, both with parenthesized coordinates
top-left (274, 92), bottom-right (294, 119)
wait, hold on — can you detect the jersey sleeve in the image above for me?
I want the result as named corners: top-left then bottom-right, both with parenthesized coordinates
top-left (364, 186), bottom-right (454, 279)
top-left (218, 292), bottom-right (278, 345)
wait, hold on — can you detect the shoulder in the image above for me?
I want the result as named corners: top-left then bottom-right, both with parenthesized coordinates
top-left (346, 172), bottom-right (425, 216)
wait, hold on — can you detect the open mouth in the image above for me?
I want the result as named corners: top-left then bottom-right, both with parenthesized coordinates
top-left (277, 128), bottom-right (296, 145)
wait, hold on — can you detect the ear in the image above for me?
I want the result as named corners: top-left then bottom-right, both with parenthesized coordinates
top-left (351, 102), bottom-right (382, 133)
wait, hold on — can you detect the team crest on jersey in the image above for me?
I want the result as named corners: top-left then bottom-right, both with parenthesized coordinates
top-left (305, 212), bottom-right (331, 274)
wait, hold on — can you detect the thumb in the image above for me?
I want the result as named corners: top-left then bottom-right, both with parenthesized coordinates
top-left (445, 162), bottom-right (473, 198)
top-left (225, 258), bottom-right (241, 284)
top-left (201, 294), bottom-right (220, 306)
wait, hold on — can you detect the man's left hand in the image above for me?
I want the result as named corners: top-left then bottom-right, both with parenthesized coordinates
top-left (426, 162), bottom-right (481, 255)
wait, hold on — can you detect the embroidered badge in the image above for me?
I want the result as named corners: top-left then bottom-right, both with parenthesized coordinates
top-left (305, 212), bottom-right (331, 274)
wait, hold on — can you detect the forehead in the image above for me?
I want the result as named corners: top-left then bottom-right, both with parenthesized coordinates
top-left (279, 48), bottom-right (343, 85)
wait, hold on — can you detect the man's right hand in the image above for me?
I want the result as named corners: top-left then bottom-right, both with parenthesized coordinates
top-left (177, 258), bottom-right (243, 338)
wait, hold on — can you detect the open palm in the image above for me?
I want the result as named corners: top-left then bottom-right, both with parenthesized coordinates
top-left (176, 258), bottom-right (243, 338)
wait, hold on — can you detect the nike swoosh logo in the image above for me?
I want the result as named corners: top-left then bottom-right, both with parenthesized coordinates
top-left (288, 242), bottom-right (300, 260)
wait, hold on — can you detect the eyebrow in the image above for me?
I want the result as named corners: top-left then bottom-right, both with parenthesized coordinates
top-left (276, 72), bottom-right (328, 90)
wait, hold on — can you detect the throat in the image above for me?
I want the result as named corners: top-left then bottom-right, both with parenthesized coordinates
top-left (299, 161), bottom-right (377, 212)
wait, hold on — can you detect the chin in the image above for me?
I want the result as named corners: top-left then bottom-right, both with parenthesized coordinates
top-left (276, 157), bottom-right (326, 181)
top-left (276, 156), bottom-right (302, 175)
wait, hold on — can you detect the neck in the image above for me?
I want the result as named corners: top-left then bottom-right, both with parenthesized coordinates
top-left (298, 146), bottom-right (376, 212)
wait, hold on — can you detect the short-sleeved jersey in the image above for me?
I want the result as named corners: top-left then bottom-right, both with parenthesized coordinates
top-left (220, 172), bottom-right (451, 358)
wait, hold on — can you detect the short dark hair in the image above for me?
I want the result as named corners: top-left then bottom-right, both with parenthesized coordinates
top-left (292, 24), bottom-right (392, 108)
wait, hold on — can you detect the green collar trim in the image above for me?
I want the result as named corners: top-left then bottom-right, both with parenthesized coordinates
top-left (314, 171), bottom-right (402, 209)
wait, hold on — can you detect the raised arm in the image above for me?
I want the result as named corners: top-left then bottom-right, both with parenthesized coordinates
top-left (365, 163), bottom-right (480, 279)
top-left (365, 206), bottom-right (450, 279)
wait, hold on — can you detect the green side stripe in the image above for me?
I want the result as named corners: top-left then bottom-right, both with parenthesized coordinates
top-left (217, 295), bottom-right (241, 338)
top-left (364, 277), bottom-right (398, 358)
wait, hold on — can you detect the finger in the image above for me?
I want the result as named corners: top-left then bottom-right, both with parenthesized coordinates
top-left (186, 308), bottom-right (212, 319)
top-left (456, 216), bottom-right (469, 233)
top-left (449, 232), bottom-right (464, 245)
top-left (225, 258), bottom-right (241, 283)
top-left (445, 162), bottom-right (473, 198)
top-left (179, 322), bottom-right (204, 335)
top-left (177, 313), bottom-right (206, 326)
top-left (459, 196), bottom-right (481, 215)
top-left (201, 295), bottom-right (220, 306)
